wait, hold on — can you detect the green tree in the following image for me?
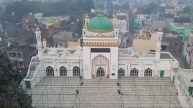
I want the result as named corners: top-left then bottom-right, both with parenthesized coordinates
top-left (143, 3), bottom-right (158, 15)
top-left (1, 0), bottom-right (94, 23)
top-left (174, 17), bottom-right (191, 23)
top-left (182, 6), bottom-right (193, 14)
top-left (0, 51), bottom-right (32, 108)
top-left (76, 0), bottom-right (94, 13)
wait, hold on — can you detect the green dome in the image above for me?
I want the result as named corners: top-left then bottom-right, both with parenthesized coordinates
top-left (87, 15), bottom-right (114, 33)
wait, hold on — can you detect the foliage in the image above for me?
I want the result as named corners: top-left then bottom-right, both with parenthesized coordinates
top-left (0, 51), bottom-right (32, 108)
top-left (1, 0), bottom-right (94, 23)
top-left (177, 6), bottom-right (193, 16)
top-left (174, 17), bottom-right (191, 23)
top-left (182, 6), bottom-right (192, 14)
top-left (143, 3), bottom-right (158, 15)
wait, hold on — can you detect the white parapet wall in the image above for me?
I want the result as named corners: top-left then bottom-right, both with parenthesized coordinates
top-left (171, 69), bottom-right (193, 108)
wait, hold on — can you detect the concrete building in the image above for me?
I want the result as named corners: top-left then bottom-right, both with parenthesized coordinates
top-left (6, 44), bottom-right (36, 69)
top-left (170, 23), bottom-right (193, 40)
top-left (22, 14), bottom-right (179, 86)
top-left (21, 14), bottom-right (193, 108)
top-left (182, 32), bottom-right (193, 68)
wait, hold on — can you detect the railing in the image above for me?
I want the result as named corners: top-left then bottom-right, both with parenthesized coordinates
top-left (25, 56), bottom-right (39, 79)
top-left (174, 70), bottom-right (193, 107)
top-left (72, 76), bottom-right (83, 108)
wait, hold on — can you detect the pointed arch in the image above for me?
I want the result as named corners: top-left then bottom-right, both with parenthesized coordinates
top-left (144, 68), bottom-right (153, 77)
top-left (73, 66), bottom-right (80, 76)
top-left (46, 66), bottom-right (54, 76)
top-left (130, 68), bottom-right (138, 77)
top-left (60, 66), bottom-right (67, 76)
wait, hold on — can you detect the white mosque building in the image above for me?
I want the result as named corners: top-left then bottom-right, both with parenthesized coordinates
top-left (22, 14), bottom-right (180, 89)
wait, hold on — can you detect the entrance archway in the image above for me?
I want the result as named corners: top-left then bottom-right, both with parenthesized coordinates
top-left (92, 54), bottom-right (109, 78)
top-left (96, 67), bottom-right (105, 77)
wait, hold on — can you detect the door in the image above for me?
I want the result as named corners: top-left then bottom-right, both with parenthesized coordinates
top-left (25, 81), bottom-right (31, 89)
top-left (173, 75), bottom-right (175, 83)
top-left (118, 68), bottom-right (125, 79)
top-left (189, 87), bottom-right (193, 96)
top-left (160, 70), bottom-right (164, 78)
top-left (96, 67), bottom-right (105, 77)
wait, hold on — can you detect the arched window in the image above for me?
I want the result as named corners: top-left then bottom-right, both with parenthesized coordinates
top-left (60, 66), bottom-right (67, 76)
top-left (130, 68), bottom-right (138, 77)
top-left (46, 66), bottom-right (54, 76)
top-left (144, 68), bottom-right (153, 77)
top-left (73, 66), bottom-right (80, 76)
top-left (118, 68), bottom-right (125, 79)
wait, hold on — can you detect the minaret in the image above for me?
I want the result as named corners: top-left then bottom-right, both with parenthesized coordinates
top-left (114, 25), bottom-right (119, 37)
top-left (84, 14), bottom-right (90, 27)
top-left (35, 27), bottom-right (43, 60)
top-left (42, 38), bottom-right (47, 48)
top-left (156, 28), bottom-right (163, 60)
top-left (113, 14), bottom-right (118, 27)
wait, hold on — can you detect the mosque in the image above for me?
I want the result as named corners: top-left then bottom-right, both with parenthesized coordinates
top-left (22, 14), bottom-right (179, 88)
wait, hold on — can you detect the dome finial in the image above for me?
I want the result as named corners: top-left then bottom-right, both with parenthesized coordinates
top-left (85, 14), bottom-right (89, 18)
top-left (35, 26), bottom-right (40, 32)
top-left (158, 27), bottom-right (163, 32)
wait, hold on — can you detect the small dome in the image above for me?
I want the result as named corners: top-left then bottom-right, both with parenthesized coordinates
top-left (87, 14), bottom-right (114, 33)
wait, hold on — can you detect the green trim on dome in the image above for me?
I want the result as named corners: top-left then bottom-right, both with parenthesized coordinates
top-left (88, 15), bottom-right (114, 33)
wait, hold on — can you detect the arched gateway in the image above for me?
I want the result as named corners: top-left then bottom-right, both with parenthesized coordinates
top-left (92, 54), bottom-right (109, 78)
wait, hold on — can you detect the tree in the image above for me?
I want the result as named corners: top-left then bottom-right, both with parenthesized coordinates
top-left (0, 51), bottom-right (32, 108)
top-left (76, 0), bottom-right (94, 13)
top-left (143, 3), bottom-right (158, 15)
top-left (174, 17), bottom-right (191, 23)
top-left (182, 6), bottom-right (192, 14)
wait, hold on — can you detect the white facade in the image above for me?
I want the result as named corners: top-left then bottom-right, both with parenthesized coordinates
top-left (23, 15), bottom-right (179, 89)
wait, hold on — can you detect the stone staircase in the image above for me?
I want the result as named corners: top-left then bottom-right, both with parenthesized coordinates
top-left (28, 77), bottom-right (182, 108)
top-left (28, 77), bottom-right (80, 108)
top-left (118, 77), bottom-right (182, 108)
top-left (78, 79), bottom-right (120, 108)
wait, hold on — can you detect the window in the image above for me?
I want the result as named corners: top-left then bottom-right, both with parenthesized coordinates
top-left (118, 68), bottom-right (125, 79)
top-left (73, 66), bottom-right (80, 76)
top-left (9, 53), bottom-right (13, 57)
top-left (130, 68), bottom-right (138, 77)
top-left (60, 66), bottom-right (67, 76)
top-left (12, 53), bottom-right (16, 57)
top-left (175, 43), bottom-right (178, 46)
top-left (144, 68), bottom-right (153, 77)
top-left (46, 66), bottom-right (54, 76)
top-left (19, 62), bottom-right (23, 66)
top-left (18, 53), bottom-right (22, 58)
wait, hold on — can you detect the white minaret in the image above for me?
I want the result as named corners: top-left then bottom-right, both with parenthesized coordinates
top-left (35, 27), bottom-right (43, 60)
top-left (156, 28), bottom-right (163, 60)
top-left (114, 26), bottom-right (119, 37)
top-left (82, 26), bottom-right (87, 37)
top-left (84, 14), bottom-right (90, 27)
top-left (42, 38), bottom-right (47, 48)
top-left (113, 14), bottom-right (118, 27)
